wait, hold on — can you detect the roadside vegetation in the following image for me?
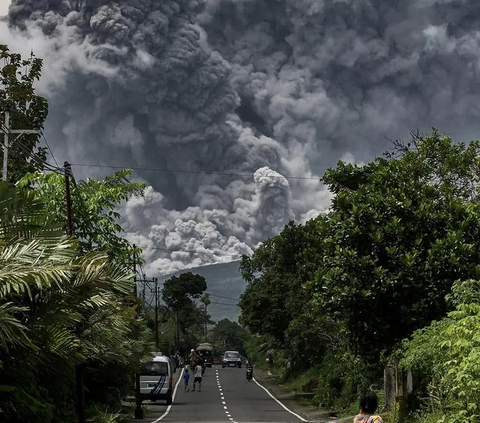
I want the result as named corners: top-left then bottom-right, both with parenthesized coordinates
top-left (239, 131), bottom-right (480, 422)
top-left (0, 46), bottom-right (222, 423)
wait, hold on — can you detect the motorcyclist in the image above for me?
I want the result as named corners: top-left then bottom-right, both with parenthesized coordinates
top-left (246, 358), bottom-right (253, 381)
top-left (266, 352), bottom-right (273, 366)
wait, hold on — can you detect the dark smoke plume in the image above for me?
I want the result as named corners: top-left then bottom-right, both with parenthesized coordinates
top-left (3, 0), bottom-right (480, 273)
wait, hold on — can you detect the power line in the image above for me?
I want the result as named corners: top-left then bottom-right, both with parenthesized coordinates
top-left (209, 293), bottom-right (239, 301)
top-left (0, 122), bottom-right (62, 173)
top-left (146, 246), bottom-right (199, 252)
top-left (41, 132), bottom-right (60, 168)
top-left (70, 163), bottom-right (320, 181)
top-left (210, 301), bottom-right (239, 307)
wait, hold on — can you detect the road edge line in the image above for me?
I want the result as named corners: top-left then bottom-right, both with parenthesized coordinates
top-left (150, 368), bottom-right (184, 423)
top-left (252, 377), bottom-right (312, 422)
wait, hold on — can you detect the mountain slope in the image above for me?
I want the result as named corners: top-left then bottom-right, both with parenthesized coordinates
top-left (139, 260), bottom-right (246, 322)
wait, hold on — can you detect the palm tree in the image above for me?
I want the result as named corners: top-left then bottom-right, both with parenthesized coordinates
top-left (0, 181), bottom-right (152, 422)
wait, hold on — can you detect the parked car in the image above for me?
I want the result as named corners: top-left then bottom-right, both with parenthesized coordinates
top-left (138, 354), bottom-right (173, 405)
top-left (222, 351), bottom-right (242, 368)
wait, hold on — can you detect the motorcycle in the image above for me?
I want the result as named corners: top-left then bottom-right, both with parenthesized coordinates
top-left (246, 366), bottom-right (253, 382)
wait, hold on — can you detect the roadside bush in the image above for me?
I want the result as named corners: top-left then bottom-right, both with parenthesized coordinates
top-left (315, 349), bottom-right (382, 410)
top-left (400, 279), bottom-right (480, 422)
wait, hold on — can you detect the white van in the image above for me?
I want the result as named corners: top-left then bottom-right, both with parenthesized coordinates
top-left (139, 354), bottom-right (174, 405)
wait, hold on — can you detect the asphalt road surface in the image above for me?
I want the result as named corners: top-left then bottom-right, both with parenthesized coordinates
top-left (146, 366), bottom-right (309, 423)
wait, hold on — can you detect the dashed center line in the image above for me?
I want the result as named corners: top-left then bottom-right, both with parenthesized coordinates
top-left (215, 367), bottom-right (238, 423)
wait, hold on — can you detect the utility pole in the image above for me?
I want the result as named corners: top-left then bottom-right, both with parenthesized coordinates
top-left (64, 162), bottom-right (73, 235)
top-left (132, 244), bottom-right (137, 297)
top-left (1, 110), bottom-right (41, 181)
top-left (176, 309), bottom-right (180, 350)
top-left (136, 274), bottom-right (161, 348)
top-left (154, 277), bottom-right (159, 349)
top-left (64, 162), bottom-right (85, 423)
top-left (132, 245), bottom-right (144, 420)
top-left (134, 271), bottom-right (158, 421)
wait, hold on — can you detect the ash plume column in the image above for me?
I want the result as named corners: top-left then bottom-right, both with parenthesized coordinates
top-left (12, 0), bottom-right (480, 274)
top-left (4, 0), bottom-right (306, 273)
top-left (248, 167), bottom-right (295, 240)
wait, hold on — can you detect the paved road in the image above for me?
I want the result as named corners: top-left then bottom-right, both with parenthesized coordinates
top-left (141, 365), bottom-right (308, 423)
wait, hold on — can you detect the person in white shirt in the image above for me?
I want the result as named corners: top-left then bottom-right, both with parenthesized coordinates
top-left (192, 360), bottom-right (203, 392)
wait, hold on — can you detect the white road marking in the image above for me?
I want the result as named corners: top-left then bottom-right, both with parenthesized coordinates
top-left (216, 368), bottom-right (238, 423)
top-left (150, 368), bottom-right (184, 423)
top-left (253, 377), bottom-right (312, 422)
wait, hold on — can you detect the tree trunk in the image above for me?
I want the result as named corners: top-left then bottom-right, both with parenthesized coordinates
top-left (76, 364), bottom-right (86, 423)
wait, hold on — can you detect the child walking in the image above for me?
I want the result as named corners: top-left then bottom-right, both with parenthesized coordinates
top-left (183, 366), bottom-right (190, 392)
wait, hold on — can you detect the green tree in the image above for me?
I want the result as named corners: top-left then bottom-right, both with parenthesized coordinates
top-left (239, 218), bottom-right (327, 346)
top-left (0, 45), bottom-right (48, 182)
top-left (211, 319), bottom-right (250, 356)
top-left (162, 272), bottom-right (208, 310)
top-left (0, 46), bottom-right (152, 422)
top-left (162, 272), bottom-right (207, 346)
top-left (0, 181), bottom-right (152, 422)
top-left (18, 169), bottom-right (145, 263)
top-left (313, 130), bottom-right (480, 360)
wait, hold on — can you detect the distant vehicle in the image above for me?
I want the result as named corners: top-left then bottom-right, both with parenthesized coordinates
top-left (138, 354), bottom-right (173, 405)
top-left (222, 351), bottom-right (242, 368)
top-left (196, 342), bottom-right (214, 367)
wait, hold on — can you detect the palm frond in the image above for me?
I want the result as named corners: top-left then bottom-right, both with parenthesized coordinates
top-left (0, 181), bottom-right (63, 241)
top-left (0, 237), bottom-right (76, 300)
top-left (0, 302), bottom-right (32, 352)
top-left (71, 252), bottom-right (134, 295)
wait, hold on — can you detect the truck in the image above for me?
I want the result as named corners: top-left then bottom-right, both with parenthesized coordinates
top-left (196, 343), bottom-right (214, 367)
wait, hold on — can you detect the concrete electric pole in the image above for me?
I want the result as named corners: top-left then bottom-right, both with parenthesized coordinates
top-left (1, 110), bottom-right (41, 181)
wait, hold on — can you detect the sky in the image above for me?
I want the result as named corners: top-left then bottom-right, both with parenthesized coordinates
top-left (3, 0), bottom-right (480, 277)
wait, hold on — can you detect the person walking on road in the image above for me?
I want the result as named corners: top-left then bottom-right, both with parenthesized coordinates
top-left (353, 392), bottom-right (383, 423)
top-left (192, 360), bottom-right (203, 392)
top-left (183, 366), bottom-right (191, 392)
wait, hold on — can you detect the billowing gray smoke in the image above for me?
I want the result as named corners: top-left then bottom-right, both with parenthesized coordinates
top-left (3, 0), bottom-right (480, 274)
top-left (198, 0), bottom-right (480, 160)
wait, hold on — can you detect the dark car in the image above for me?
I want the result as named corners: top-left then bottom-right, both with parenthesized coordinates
top-left (222, 351), bottom-right (242, 368)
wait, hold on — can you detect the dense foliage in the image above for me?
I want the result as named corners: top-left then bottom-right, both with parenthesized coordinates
top-left (315, 132), bottom-right (480, 360)
top-left (211, 319), bottom-right (250, 356)
top-left (239, 131), bottom-right (480, 415)
top-left (0, 46), bottom-right (160, 422)
top-left (0, 181), bottom-right (152, 423)
top-left (0, 45), bottom-right (48, 182)
top-left (400, 279), bottom-right (480, 422)
top-left (239, 219), bottom-right (327, 351)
